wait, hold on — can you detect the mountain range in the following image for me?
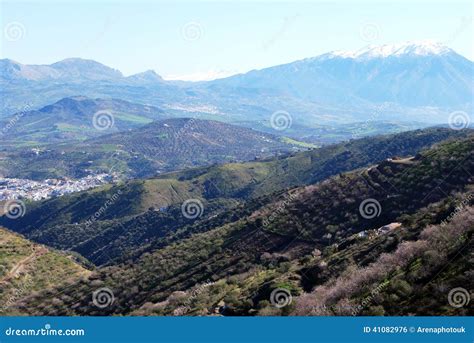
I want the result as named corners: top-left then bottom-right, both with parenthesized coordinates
top-left (0, 40), bottom-right (473, 318)
top-left (1, 41), bottom-right (472, 128)
top-left (209, 41), bottom-right (473, 108)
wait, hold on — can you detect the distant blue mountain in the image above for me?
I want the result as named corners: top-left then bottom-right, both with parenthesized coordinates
top-left (0, 58), bottom-right (123, 81)
top-left (206, 41), bottom-right (473, 108)
top-left (1, 41), bottom-right (472, 126)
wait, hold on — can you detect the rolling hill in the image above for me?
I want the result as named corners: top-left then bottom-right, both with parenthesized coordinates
top-left (0, 117), bottom-right (308, 180)
top-left (0, 96), bottom-right (166, 146)
top-left (0, 127), bottom-right (469, 266)
top-left (6, 130), bottom-right (473, 316)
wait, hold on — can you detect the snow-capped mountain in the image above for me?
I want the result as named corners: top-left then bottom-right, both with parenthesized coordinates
top-left (208, 41), bottom-right (473, 108)
top-left (0, 42), bottom-right (472, 125)
top-left (326, 41), bottom-right (452, 59)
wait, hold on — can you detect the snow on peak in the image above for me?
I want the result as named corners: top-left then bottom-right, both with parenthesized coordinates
top-left (327, 41), bottom-right (452, 59)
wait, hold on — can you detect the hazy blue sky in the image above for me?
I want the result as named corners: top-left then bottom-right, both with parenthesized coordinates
top-left (1, 0), bottom-right (472, 80)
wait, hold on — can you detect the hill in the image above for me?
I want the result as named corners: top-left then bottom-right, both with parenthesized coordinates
top-left (0, 96), bottom-right (166, 146)
top-left (0, 227), bottom-right (91, 315)
top-left (0, 118), bottom-right (307, 180)
top-left (8, 130), bottom-right (473, 316)
top-left (0, 127), bottom-right (469, 266)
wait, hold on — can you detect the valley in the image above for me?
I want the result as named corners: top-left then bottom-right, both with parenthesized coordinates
top-left (0, 40), bottom-right (472, 319)
top-left (1, 131), bottom-right (471, 316)
top-left (0, 127), bottom-right (472, 316)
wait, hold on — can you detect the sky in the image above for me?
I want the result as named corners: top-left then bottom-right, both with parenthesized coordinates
top-left (1, 0), bottom-right (473, 80)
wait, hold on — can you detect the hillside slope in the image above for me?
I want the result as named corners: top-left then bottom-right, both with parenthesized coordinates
top-left (0, 118), bottom-right (304, 180)
top-left (8, 133), bottom-right (473, 316)
top-left (1, 128), bottom-right (468, 266)
top-left (0, 227), bottom-right (91, 315)
top-left (0, 96), bottom-right (166, 146)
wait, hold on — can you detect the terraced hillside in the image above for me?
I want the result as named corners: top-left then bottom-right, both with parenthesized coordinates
top-left (0, 227), bottom-right (91, 315)
top-left (1, 128), bottom-right (468, 266)
top-left (8, 133), bottom-right (473, 316)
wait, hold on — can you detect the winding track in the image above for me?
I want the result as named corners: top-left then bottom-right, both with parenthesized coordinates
top-left (0, 246), bottom-right (48, 284)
